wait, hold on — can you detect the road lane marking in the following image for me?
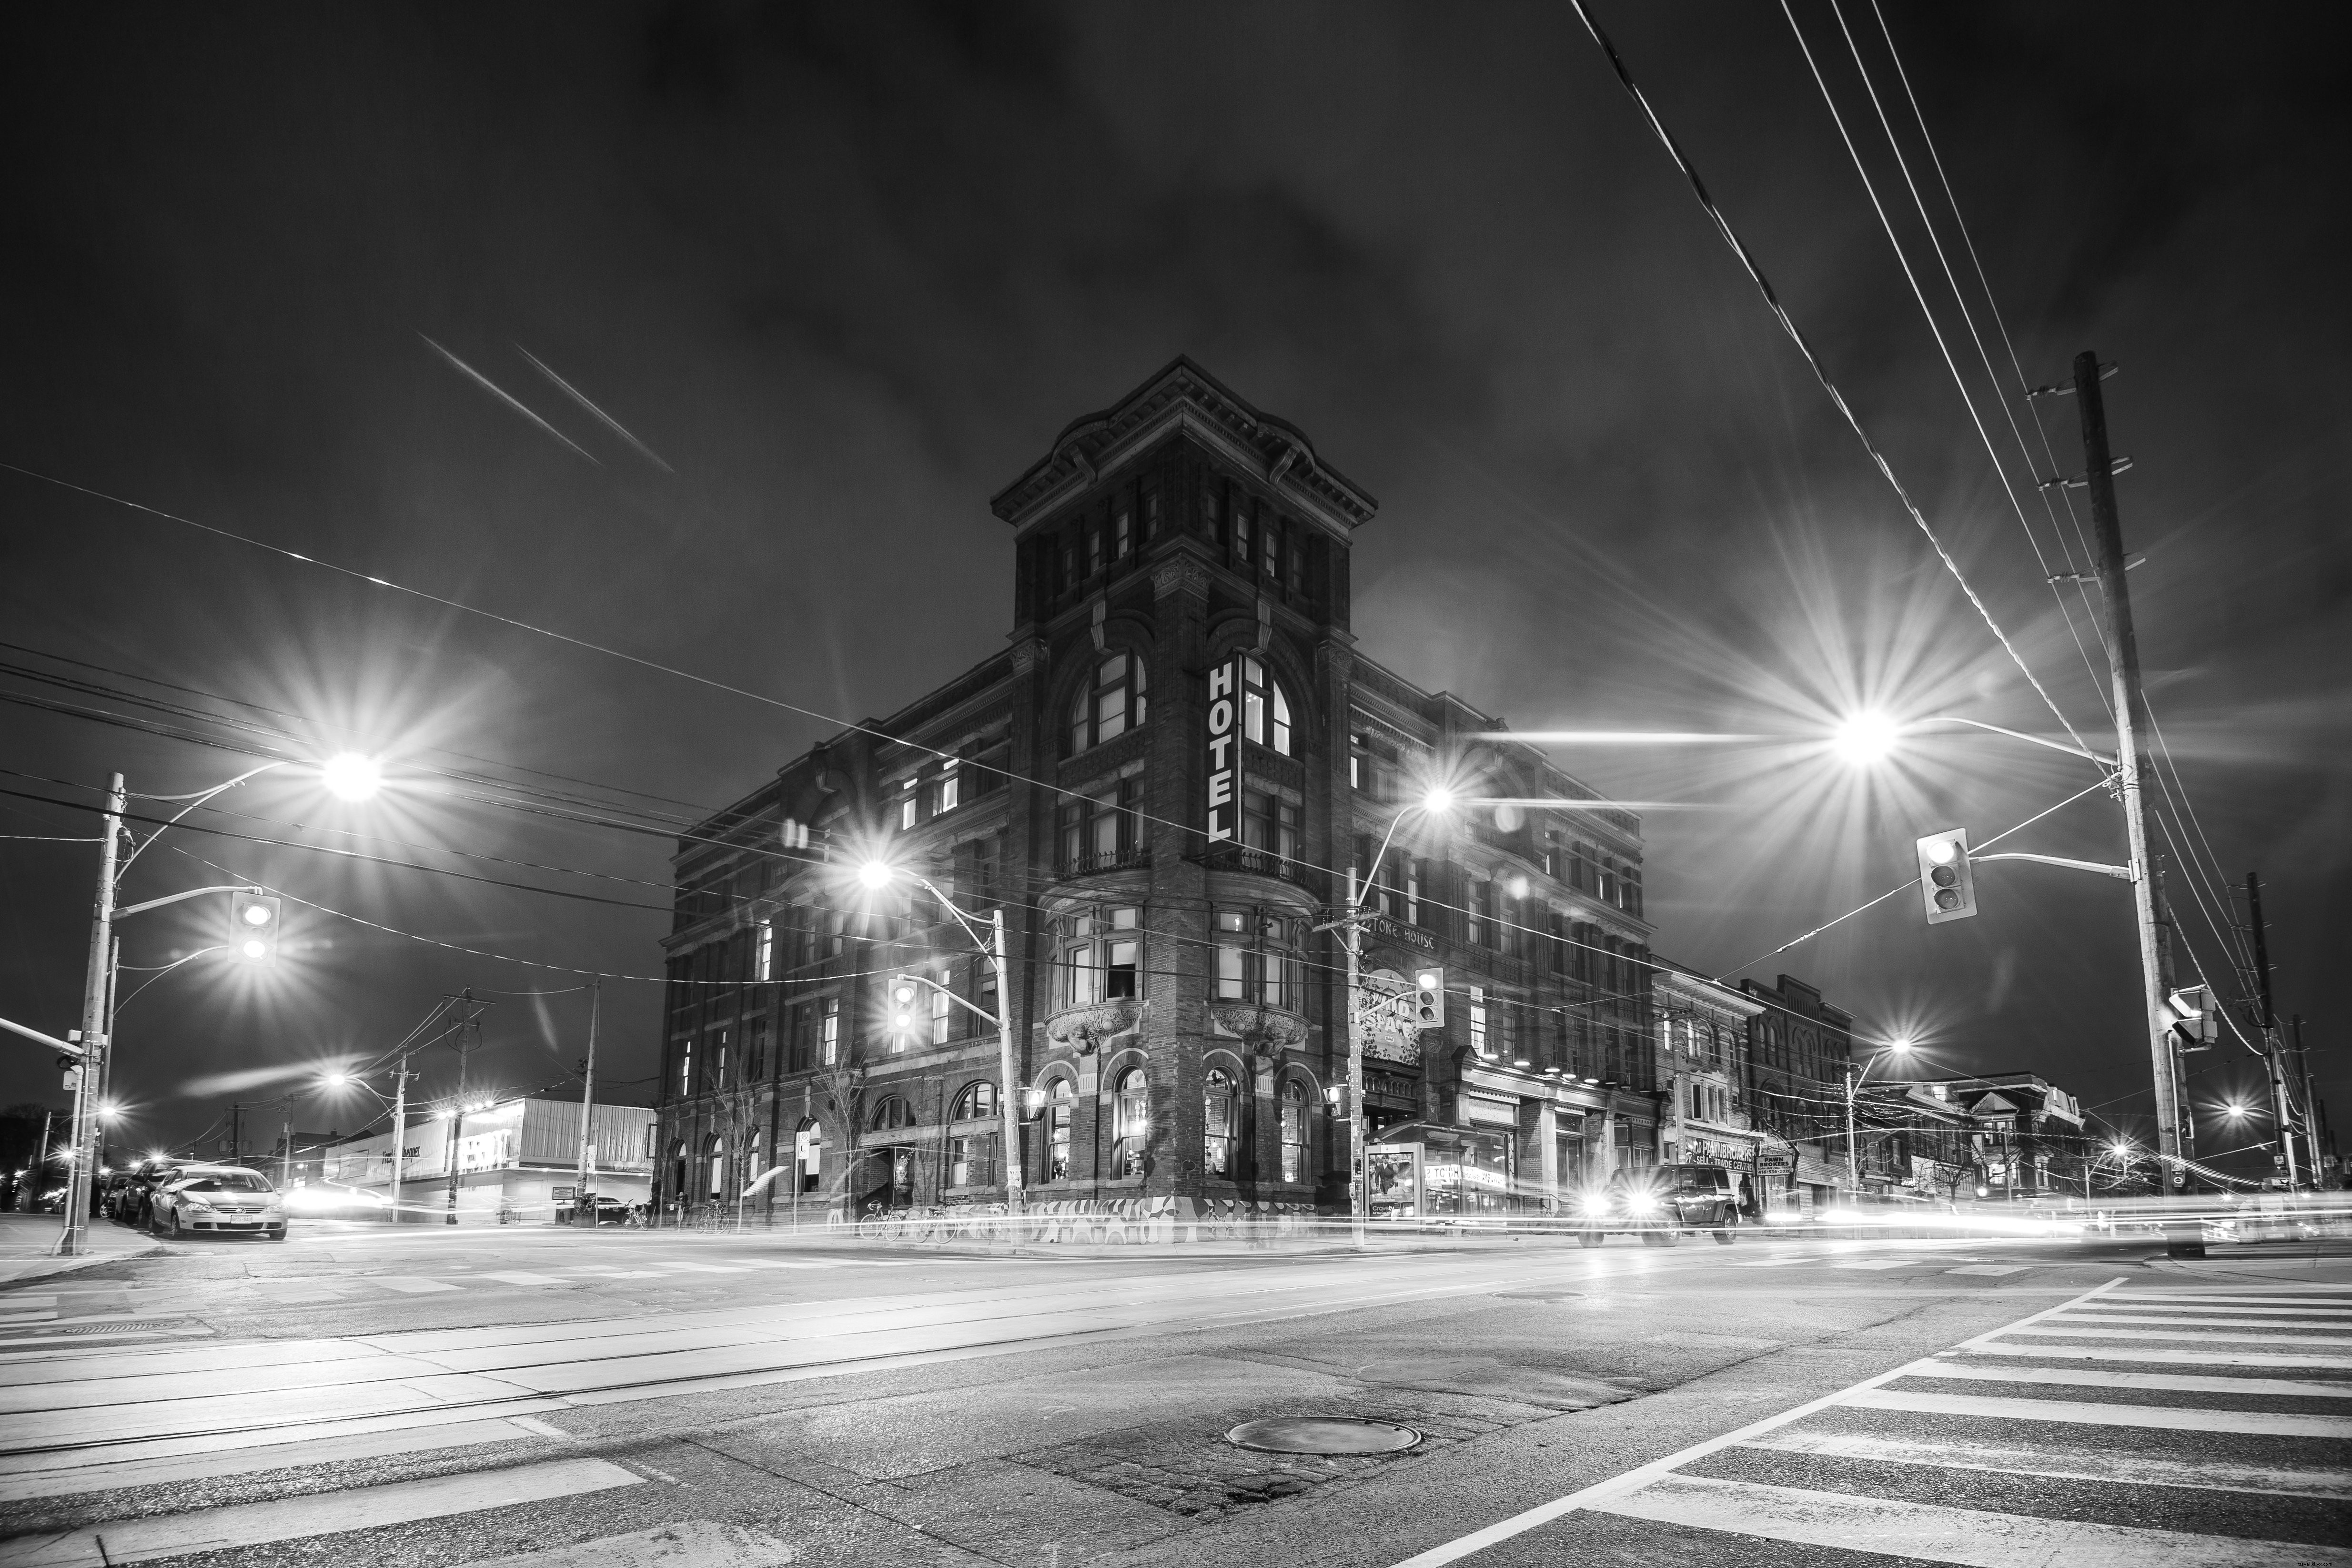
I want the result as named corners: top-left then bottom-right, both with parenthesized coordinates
top-left (2108, 1293), bottom-right (2352, 1308)
top-left (1832, 1259), bottom-right (1923, 1270)
top-left (2, 1457), bottom-right (643, 1567)
top-left (721, 1257), bottom-right (843, 1269)
top-left (1839, 1387), bottom-right (2352, 1437)
top-left (1384, 1276), bottom-right (2134, 1567)
top-left (1944, 1265), bottom-right (2032, 1275)
top-left (640, 1262), bottom-right (749, 1274)
top-left (1737, 1428), bottom-right (2352, 1499)
top-left (1956, 1341), bottom-right (2352, 1370)
top-left (368, 1277), bottom-right (462, 1294)
top-left (2051, 1312), bottom-right (2352, 1330)
top-left (455, 1521), bottom-right (797, 1568)
top-left (2089, 1302), bottom-right (2352, 1316)
top-left (1590, 1473), bottom-right (2350, 1567)
top-left (478, 1274), bottom-right (575, 1287)
top-left (0, 1416), bottom-right (540, 1504)
top-left (2000, 1325), bottom-right (2352, 1345)
top-left (1904, 1357), bottom-right (2352, 1398)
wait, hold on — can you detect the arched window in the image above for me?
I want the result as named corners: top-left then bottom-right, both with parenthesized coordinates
top-left (1240, 656), bottom-right (1291, 756)
top-left (704, 1134), bottom-right (726, 1201)
top-left (1045, 1078), bottom-right (1075, 1181)
top-left (795, 1117), bottom-right (822, 1194)
top-left (1278, 1082), bottom-right (1309, 1184)
top-left (669, 1138), bottom-right (687, 1205)
top-left (745, 1129), bottom-right (765, 1188)
top-left (1113, 1068), bottom-right (1151, 1177)
top-left (1068, 652), bottom-right (1148, 755)
top-left (950, 1082), bottom-right (998, 1189)
top-left (1203, 1067), bottom-right (1237, 1178)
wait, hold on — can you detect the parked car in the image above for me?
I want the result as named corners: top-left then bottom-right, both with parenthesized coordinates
top-left (148, 1165), bottom-right (286, 1240)
top-left (1576, 1163), bottom-right (1743, 1247)
top-left (560, 1194), bottom-right (634, 1226)
top-left (118, 1157), bottom-right (192, 1228)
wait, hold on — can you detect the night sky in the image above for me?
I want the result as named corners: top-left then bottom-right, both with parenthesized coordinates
top-left (3, 4), bottom-right (2343, 1177)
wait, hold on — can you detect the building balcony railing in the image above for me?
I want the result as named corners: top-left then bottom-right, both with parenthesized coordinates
top-left (1060, 845), bottom-right (1151, 878)
top-left (1193, 843), bottom-right (1326, 897)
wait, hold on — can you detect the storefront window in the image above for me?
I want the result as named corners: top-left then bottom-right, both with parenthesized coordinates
top-left (1046, 1079), bottom-right (1074, 1180)
top-left (1278, 1082), bottom-right (1309, 1183)
top-left (1204, 1068), bottom-right (1236, 1177)
top-left (1114, 1069), bottom-right (1151, 1176)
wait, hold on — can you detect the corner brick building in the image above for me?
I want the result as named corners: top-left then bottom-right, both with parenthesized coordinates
top-left (654, 359), bottom-right (1663, 1229)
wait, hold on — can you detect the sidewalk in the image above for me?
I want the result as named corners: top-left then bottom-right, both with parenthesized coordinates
top-left (0, 1213), bottom-right (157, 1286)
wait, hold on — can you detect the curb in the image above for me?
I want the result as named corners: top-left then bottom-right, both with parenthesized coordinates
top-left (0, 1233), bottom-right (160, 1287)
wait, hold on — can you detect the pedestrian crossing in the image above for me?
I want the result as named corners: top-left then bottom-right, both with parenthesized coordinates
top-left (0, 1254), bottom-right (951, 1347)
top-left (1395, 1277), bottom-right (2352, 1567)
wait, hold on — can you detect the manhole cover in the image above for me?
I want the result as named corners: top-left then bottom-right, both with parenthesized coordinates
top-left (1225, 1417), bottom-right (1421, 1455)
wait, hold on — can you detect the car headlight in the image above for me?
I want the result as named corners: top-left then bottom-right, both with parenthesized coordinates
top-left (1625, 1192), bottom-right (1658, 1215)
top-left (182, 1197), bottom-right (212, 1212)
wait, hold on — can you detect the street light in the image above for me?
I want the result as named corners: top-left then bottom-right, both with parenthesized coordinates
top-left (1844, 1037), bottom-right (1914, 1203)
top-left (1830, 711), bottom-right (1899, 766)
top-left (58, 752), bottom-right (384, 1254)
top-left (852, 858), bottom-right (1022, 1218)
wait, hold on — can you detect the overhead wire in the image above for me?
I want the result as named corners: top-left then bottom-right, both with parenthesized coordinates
top-left (1562, 0), bottom-right (2098, 762)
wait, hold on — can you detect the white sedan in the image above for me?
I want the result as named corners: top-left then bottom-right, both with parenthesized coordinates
top-left (149, 1166), bottom-right (287, 1240)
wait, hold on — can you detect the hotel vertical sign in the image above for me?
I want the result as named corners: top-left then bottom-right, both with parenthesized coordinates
top-left (1206, 656), bottom-right (1239, 841)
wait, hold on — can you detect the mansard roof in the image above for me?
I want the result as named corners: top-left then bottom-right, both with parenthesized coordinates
top-left (989, 355), bottom-right (1378, 533)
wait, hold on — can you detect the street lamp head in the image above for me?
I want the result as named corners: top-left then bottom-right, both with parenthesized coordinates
top-left (1421, 786), bottom-right (1455, 814)
top-left (1886, 1037), bottom-right (1916, 1054)
top-left (855, 860), bottom-right (895, 890)
top-left (2223, 1102), bottom-right (2248, 1119)
top-left (320, 753), bottom-right (382, 802)
top-left (1830, 711), bottom-right (1899, 766)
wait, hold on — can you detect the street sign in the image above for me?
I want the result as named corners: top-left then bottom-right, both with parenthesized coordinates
top-left (1353, 969), bottom-right (1424, 1064)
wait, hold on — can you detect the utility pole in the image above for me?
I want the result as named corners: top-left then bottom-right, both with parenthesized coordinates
top-left (281, 1120), bottom-right (293, 1187)
top-left (2153, 878), bottom-right (2195, 1166)
top-left (61, 772), bottom-right (125, 1255)
top-left (229, 1103), bottom-right (243, 1167)
top-left (387, 1054), bottom-right (412, 1224)
top-left (1844, 1065), bottom-right (1860, 1200)
top-left (991, 909), bottom-right (1022, 1217)
top-left (2291, 1015), bottom-right (2328, 1185)
top-left (575, 980), bottom-right (601, 1220)
top-left (2073, 351), bottom-right (2185, 1199)
top-left (444, 989), bottom-right (479, 1224)
top-left (1344, 870), bottom-right (1366, 1250)
top-left (2245, 874), bottom-right (2300, 1187)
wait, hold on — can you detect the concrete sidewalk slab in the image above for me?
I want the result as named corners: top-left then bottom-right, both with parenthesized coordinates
top-left (0, 1214), bottom-right (157, 1286)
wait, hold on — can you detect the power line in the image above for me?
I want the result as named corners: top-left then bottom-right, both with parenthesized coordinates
top-left (1563, 0), bottom-right (2097, 760)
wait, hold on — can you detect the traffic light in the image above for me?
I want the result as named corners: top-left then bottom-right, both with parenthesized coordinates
top-left (229, 890), bottom-right (282, 961)
top-left (1914, 829), bottom-right (1977, 924)
top-left (1413, 967), bottom-right (1445, 1030)
top-left (2168, 986), bottom-right (2219, 1051)
top-left (885, 973), bottom-right (920, 1045)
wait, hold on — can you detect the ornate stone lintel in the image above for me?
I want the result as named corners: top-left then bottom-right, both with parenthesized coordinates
top-left (1009, 637), bottom-right (1049, 676)
top-left (1151, 556), bottom-right (1210, 601)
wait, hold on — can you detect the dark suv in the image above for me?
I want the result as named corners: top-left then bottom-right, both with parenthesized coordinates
top-left (1576, 1163), bottom-right (1743, 1247)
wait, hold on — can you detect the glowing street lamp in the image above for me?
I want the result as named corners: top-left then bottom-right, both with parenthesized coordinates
top-left (1845, 1036), bottom-right (1914, 1201)
top-left (1831, 711), bottom-right (1900, 766)
top-left (321, 752), bottom-right (383, 802)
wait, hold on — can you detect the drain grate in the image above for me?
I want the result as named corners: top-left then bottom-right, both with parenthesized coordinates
top-left (7, 1321), bottom-right (181, 1337)
top-left (1225, 1417), bottom-right (1420, 1456)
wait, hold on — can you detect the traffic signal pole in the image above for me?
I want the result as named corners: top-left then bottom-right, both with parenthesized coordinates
top-left (2072, 351), bottom-right (2186, 1195)
top-left (61, 773), bottom-right (125, 1256)
top-left (2244, 873), bottom-right (2301, 1188)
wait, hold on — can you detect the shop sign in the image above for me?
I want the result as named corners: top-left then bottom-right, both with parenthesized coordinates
top-left (1425, 1162), bottom-right (1508, 1193)
top-left (1352, 968), bottom-right (1424, 1065)
top-left (1363, 912), bottom-right (1435, 953)
top-left (456, 1130), bottom-right (510, 1173)
top-left (1206, 657), bottom-right (1239, 841)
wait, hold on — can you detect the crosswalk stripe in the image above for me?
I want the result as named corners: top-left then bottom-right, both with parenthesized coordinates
top-left (1737, 1428), bottom-right (2352, 1499)
top-left (1906, 1357), bottom-right (2352, 1398)
top-left (1833, 1259), bottom-right (1922, 1270)
top-left (2002, 1324), bottom-right (2352, 1345)
top-left (0, 1416), bottom-right (540, 1505)
top-left (4, 1457), bottom-right (643, 1567)
top-left (1840, 1386), bottom-right (2352, 1437)
top-left (368, 1277), bottom-right (462, 1295)
top-left (2109, 1293), bottom-right (2352, 1307)
top-left (2052, 1312), bottom-right (2352, 1330)
top-left (1957, 1341), bottom-right (2352, 1370)
top-left (1595, 1473), bottom-right (2352, 1565)
top-left (721, 1257), bottom-right (843, 1270)
top-left (476, 1274), bottom-right (574, 1287)
top-left (1945, 1264), bottom-right (2033, 1275)
top-left (2088, 1302), bottom-right (2352, 1316)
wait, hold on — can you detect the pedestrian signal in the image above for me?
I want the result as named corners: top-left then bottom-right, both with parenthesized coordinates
top-left (229, 890), bottom-right (282, 961)
top-left (1413, 967), bottom-right (1445, 1029)
top-left (1914, 829), bottom-right (1977, 924)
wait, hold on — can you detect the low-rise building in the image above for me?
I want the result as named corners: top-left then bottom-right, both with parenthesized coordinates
top-left (325, 1094), bottom-right (656, 1223)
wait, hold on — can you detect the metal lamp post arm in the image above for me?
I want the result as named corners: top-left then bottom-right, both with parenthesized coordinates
top-left (903, 873), bottom-right (1023, 1216)
top-left (1916, 717), bottom-right (2116, 771)
top-left (116, 763), bottom-right (289, 875)
top-left (114, 885), bottom-right (261, 921)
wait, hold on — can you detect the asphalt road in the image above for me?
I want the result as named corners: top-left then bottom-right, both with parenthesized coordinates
top-left (0, 1224), bottom-right (2343, 1567)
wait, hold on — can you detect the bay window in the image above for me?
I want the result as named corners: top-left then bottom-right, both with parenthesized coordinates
top-left (1060, 777), bottom-right (1142, 874)
top-left (1213, 907), bottom-right (1302, 1009)
top-left (1058, 906), bottom-right (1142, 1007)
